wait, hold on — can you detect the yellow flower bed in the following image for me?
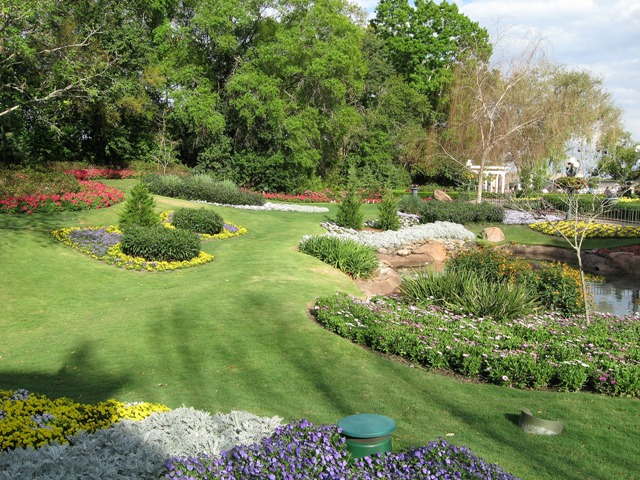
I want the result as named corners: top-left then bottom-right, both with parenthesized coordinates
top-left (529, 220), bottom-right (640, 238)
top-left (0, 389), bottom-right (169, 451)
top-left (51, 216), bottom-right (246, 271)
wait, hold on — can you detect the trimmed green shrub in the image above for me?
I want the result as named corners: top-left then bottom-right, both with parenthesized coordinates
top-left (142, 174), bottom-right (265, 206)
top-left (120, 225), bottom-right (201, 262)
top-left (171, 208), bottom-right (224, 235)
top-left (376, 189), bottom-right (400, 231)
top-left (335, 188), bottom-right (364, 230)
top-left (119, 182), bottom-right (160, 229)
top-left (419, 201), bottom-right (504, 224)
top-left (398, 194), bottom-right (424, 215)
top-left (299, 235), bottom-right (378, 279)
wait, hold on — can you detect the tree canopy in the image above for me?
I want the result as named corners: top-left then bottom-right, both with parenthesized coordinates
top-left (0, 0), bottom-right (629, 193)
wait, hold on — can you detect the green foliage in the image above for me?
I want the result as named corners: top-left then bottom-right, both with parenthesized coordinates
top-left (120, 225), bottom-right (201, 262)
top-left (447, 247), bottom-right (587, 316)
top-left (171, 208), bottom-right (224, 235)
top-left (143, 174), bottom-right (265, 205)
top-left (118, 182), bottom-right (160, 229)
top-left (419, 201), bottom-right (504, 224)
top-left (524, 262), bottom-right (586, 316)
top-left (375, 189), bottom-right (400, 231)
top-left (371, 0), bottom-right (491, 109)
top-left (400, 269), bottom-right (540, 321)
top-left (335, 188), bottom-right (364, 230)
top-left (299, 236), bottom-right (378, 279)
top-left (398, 194), bottom-right (424, 215)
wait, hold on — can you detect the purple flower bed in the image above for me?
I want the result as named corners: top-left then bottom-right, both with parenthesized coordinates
top-left (164, 419), bottom-right (520, 479)
top-left (66, 228), bottom-right (122, 257)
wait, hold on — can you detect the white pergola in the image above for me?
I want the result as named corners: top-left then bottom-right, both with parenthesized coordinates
top-left (465, 160), bottom-right (510, 193)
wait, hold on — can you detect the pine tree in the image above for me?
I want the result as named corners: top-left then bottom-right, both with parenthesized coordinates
top-left (119, 182), bottom-right (160, 229)
top-left (335, 187), bottom-right (364, 230)
top-left (376, 189), bottom-right (400, 231)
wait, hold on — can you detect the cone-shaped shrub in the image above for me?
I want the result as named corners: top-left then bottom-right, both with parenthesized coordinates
top-left (119, 182), bottom-right (160, 229)
top-left (335, 188), bottom-right (364, 230)
top-left (376, 189), bottom-right (400, 231)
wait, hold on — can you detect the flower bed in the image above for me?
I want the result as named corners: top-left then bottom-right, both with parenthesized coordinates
top-left (65, 168), bottom-right (138, 181)
top-left (0, 390), bottom-right (518, 479)
top-left (165, 419), bottom-right (520, 480)
top-left (0, 181), bottom-right (124, 214)
top-left (0, 389), bottom-right (168, 451)
top-left (529, 220), bottom-right (640, 238)
top-left (313, 293), bottom-right (640, 397)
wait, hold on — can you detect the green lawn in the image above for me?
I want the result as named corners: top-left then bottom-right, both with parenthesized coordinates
top-left (1, 186), bottom-right (638, 480)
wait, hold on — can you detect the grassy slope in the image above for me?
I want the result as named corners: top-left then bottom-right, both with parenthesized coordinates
top-left (1, 187), bottom-right (638, 480)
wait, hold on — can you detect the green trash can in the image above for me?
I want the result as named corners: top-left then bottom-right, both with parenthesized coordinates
top-left (337, 414), bottom-right (396, 462)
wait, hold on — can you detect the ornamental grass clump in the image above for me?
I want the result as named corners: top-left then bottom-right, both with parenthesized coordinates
top-left (400, 269), bottom-right (541, 321)
top-left (299, 235), bottom-right (378, 278)
top-left (446, 247), bottom-right (586, 316)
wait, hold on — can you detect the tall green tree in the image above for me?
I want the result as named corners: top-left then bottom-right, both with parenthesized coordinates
top-left (370, 0), bottom-right (490, 114)
top-left (224, 0), bottom-right (367, 192)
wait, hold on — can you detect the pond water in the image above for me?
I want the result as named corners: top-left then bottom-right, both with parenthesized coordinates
top-left (590, 278), bottom-right (640, 317)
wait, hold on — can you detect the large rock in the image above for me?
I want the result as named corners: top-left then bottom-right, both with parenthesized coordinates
top-left (434, 189), bottom-right (453, 202)
top-left (482, 227), bottom-right (505, 243)
top-left (412, 241), bottom-right (448, 263)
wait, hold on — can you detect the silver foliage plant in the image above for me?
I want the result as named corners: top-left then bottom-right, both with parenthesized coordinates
top-left (0, 408), bottom-right (282, 480)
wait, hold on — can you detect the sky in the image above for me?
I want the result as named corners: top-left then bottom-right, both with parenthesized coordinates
top-left (354, 0), bottom-right (640, 142)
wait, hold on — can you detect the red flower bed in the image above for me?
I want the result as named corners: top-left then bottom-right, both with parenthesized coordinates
top-left (65, 168), bottom-right (137, 181)
top-left (0, 181), bottom-right (125, 215)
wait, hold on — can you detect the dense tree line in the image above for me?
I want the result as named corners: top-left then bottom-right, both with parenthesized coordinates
top-left (0, 0), bottom-right (625, 193)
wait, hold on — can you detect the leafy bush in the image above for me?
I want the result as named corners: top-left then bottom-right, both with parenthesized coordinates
top-left (335, 187), bottom-right (364, 229)
top-left (397, 194), bottom-right (425, 215)
top-left (375, 189), bottom-right (400, 231)
top-left (120, 225), bottom-right (201, 262)
top-left (118, 182), bottom-right (160, 229)
top-left (314, 293), bottom-right (640, 396)
top-left (171, 208), bottom-right (224, 235)
top-left (524, 262), bottom-right (586, 316)
top-left (400, 269), bottom-right (540, 321)
top-left (419, 201), bottom-right (504, 224)
top-left (143, 174), bottom-right (265, 206)
top-left (299, 235), bottom-right (378, 279)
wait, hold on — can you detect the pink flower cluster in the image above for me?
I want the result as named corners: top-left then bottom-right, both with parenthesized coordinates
top-left (0, 181), bottom-right (125, 214)
top-left (65, 168), bottom-right (137, 181)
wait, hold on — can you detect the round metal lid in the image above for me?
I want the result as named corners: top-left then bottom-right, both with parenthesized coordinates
top-left (337, 414), bottom-right (396, 438)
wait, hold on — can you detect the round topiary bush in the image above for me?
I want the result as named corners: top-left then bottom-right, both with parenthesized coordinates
top-left (171, 208), bottom-right (224, 235)
top-left (120, 225), bottom-right (201, 262)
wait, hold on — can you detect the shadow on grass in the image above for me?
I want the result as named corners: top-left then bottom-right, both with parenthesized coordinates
top-left (0, 342), bottom-right (131, 404)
